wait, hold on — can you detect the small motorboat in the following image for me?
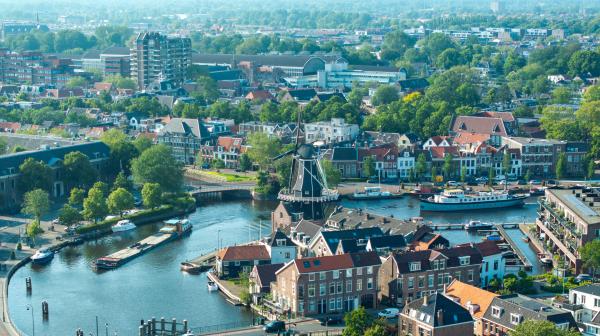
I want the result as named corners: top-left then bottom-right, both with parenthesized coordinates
top-left (485, 234), bottom-right (502, 241)
top-left (540, 255), bottom-right (553, 265)
top-left (207, 280), bottom-right (219, 292)
top-left (31, 249), bottom-right (54, 264)
top-left (180, 262), bottom-right (201, 274)
top-left (522, 236), bottom-right (530, 243)
top-left (111, 219), bottom-right (136, 233)
top-left (464, 220), bottom-right (494, 231)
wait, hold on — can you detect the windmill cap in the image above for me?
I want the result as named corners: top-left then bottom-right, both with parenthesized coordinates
top-left (297, 144), bottom-right (315, 159)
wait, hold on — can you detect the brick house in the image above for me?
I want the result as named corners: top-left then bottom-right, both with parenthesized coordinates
top-left (445, 280), bottom-right (498, 336)
top-left (399, 292), bottom-right (474, 336)
top-left (216, 245), bottom-right (271, 279)
top-left (378, 245), bottom-right (483, 307)
top-left (249, 263), bottom-right (284, 296)
top-left (270, 252), bottom-right (381, 316)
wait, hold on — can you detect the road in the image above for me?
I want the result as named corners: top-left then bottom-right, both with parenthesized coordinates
top-left (204, 320), bottom-right (343, 336)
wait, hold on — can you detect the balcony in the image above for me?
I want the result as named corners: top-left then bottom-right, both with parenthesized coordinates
top-left (539, 201), bottom-right (582, 239)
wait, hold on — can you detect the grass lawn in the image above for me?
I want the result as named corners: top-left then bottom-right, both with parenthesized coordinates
top-left (202, 171), bottom-right (256, 182)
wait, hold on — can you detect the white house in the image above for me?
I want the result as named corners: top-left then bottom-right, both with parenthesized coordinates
top-left (264, 230), bottom-right (297, 264)
top-left (471, 241), bottom-right (506, 288)
top-left (568, 284), bottom-right (600, 335)
top-left (422, 136), bottom-right (452, 150)
top-left (304, 118), bottom-right (359, 145)
top-left (397, 150), bottom-right (415, 179)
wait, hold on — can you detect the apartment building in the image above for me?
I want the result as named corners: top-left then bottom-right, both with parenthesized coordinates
top-left (567, 284), bottom-right (600, 335)
top-left (0, 50), bottom-right (75, 87)
top-left (481, 294), bottom-right (577, 336)
top-left (399, 292), bottom-right (474, 336)
top-left (536, 187), bottom-right (600, 273)
top-left (157, 118), bottom-right (211, 164)
top-left (378, 246), bottom-right (483, 306)
top-left (130, 32), bottom-right (191, 90)
top-left (270, 251), bottom-right (381, 316)
top-left (304, 118), bottom-right (359, 145)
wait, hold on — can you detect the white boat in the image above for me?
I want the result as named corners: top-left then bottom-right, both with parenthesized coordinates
top-left (421, 189), bottom-right (526, 212)
top-left (539, 254), bottom-right (553, 265)
top-left (350, 187), bottom-right (398, 200)
top-left (31, 249), bottom-right (54, 264)
top-left (111, 219), bottom-right (136, 233)
top-left (207, 280), bottom-right (219, 292)
top-left (464, 220), bottom-right (494, 231)
top-left (161, 218), bottom-right (192, 237)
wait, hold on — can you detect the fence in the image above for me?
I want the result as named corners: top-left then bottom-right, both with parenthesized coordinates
top-left (191, 320), bottom-right (254, 335)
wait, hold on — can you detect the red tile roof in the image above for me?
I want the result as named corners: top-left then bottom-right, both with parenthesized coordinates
top-left (246, 90), bottom-right (274, 101)
top-left (288, 252), bottom-right (381, 274)
top-left (217, 136), bottom-right (244, 152)
top-left (94, 82), bottom-right (114, 91)
top-left (429, 146), bottom-right (459, 159)
top-left (0, 122), bottom-right (21, 132)
top-left (476, 111), bottom-right (515, 123)
top-left (453, 132), bottom-right (491, 145)
top-left (217, 245), bottom-right (270, 261)
top-left (451, 116), bottom-right (507, 136)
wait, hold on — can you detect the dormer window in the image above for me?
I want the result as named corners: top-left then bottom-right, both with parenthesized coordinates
top-left (510, 313), bottom-right (522, 325)
top-left (276, 239), bottom-right (286, 246)
top-left (409, 262), bottom-right (421, 272)
top-left (459, 256), bottom-right (470, 266)
top-left (491, 306), bottom-right (502, 318)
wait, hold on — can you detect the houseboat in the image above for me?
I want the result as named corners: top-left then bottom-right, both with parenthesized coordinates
top-left (349, 186), bottom-right (401, 200)
top-left (420, 189), bottom-right (526, 212)
top-left (464, 220), bottom-right (494, 231)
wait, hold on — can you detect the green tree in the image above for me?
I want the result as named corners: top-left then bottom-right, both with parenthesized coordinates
top-left (380, 30), bottom-right (415, 61)
top-left (442, 153), bottom-right (453, 179)
top-left (524, 169), bottom-right (532, 182)
top-left (18, 158), bottom-right (53, 193)
top-left (556, 152), bottom-right (567, 179)
top-left (133, 136), bottom-right (153, 154)
top-left (363, 156), bottom-right (376, 178)
top-left (322, 159), bottom-right (341, 187)
top-left (63, 151), bottom-right (97, 188)
top-left (131, 145), bottom-right (183, 192)
top-left (68, 187), bottom-right (86, 208)
top-left (246, 133), bottom-right (282, 169)
top-left (58, 204), bottom-right (82, 226)
top-left (552, 87), bottom-right (572, 104)
top-left (488, 167), bottom-right (495, 186)
top-left (112, 171), bottom-right (132, 191)
top-left (141, 183), bottom-right (162, 209)
top-left (568, 50), bottom-right (600, 77)
top-left (503, 152), bottom-right (512, 176)
top-left (82, 186), bottom-right (108, 223)
top-left (193, 76), bottom-right (220, 104)
top-left (107, 187), bottom-right (134, 216)
top-left (509, 320), bottom-right (579, 336)
top-left (0, 136), bottom-right (7, 154)
top-left (66, 76), bottom-right (88, 88)
top-left (422, 33), bottom-right (456, 60)
top-left (436, 48), bottom-right (464, 69)
top-left (588, 159), bottom-right (596, 179)
top-left (364, 324), bottom-right (387, 336)
top-left (431, 166), bottom-right (438, 183)
top-left (580, 240), bottom-right (600, 278)
top-left (22, 189), bottom-right (50, 229)
top-left (347, 87), bottom-right (368, 107)
top-left (460, 166), bottom-right (467, 183)
top-left (371, 85), bottom-right (399, 106)
top-left (416, 153), bottom-right (427, 180)
top-left (238, 153), bottom-right (252, 172)
top-left (343, 307), bottom-right (373, 336)
top-left (101, 129), bottom-right (139, 174)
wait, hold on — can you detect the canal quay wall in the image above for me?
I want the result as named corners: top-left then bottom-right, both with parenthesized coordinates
top-left (1, 206), bottom-right (195, 336)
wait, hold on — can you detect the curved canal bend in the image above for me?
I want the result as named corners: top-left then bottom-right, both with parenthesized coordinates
top-left (9, 197), bottom-right (540, 335)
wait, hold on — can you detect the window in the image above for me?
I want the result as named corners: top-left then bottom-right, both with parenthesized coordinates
top-left (333, 270), bottom-right (339, 279)
top-left (455, 272), bottom-right (461, 281)
top-left (298, 302), bottom-right (304, 313)
top-left (309, 300), bottom-right (316, 312)
top-left (346, 269), bottom-right (352, 277)
top-left (367, 278), bottom-right (373, 290)
top-left (594, 298), bottom-right (600, 308)
top-left (438, 274), bottom-right (444, 286)
top-left (491, 306), bottom-right (502, 318)
top-left (493, 260), bottom-right (499, 271)
top-left (432, 260), bottom-right (439, 270)
top-left (329, 298), bottom-right (336, 311)
top-left (410, 262), bottom-right (421, 272)
top-left (356, 279), bottom-right (362, 291)
top-left (418, 276), bottom-right (425, 288)
top-left (356, 267), bottom-right (363, 276)
top-left (308, 284), bottom-right (315, 297)
top-left (468, 270), bottom-right (474, 282)
top-left (298, 285), bottom-right (304, 299)
top-left (319, 284), bottom-right (326, 296)
top-left (510, 313), bottom-right (522, 325)
top-left (428, 274), bottom-right (434, 288)
top-left (320, 272), bottom-right (326, 281)
top-left (336, 282), bottom-right (343, 294)
top-left (234, 261), bottom-right (240, 266)
top-left (439, 260), bottom-right (445, 270)
top-left (329, 282), bottom-right (336, 294)
top-left (336, 297), bottom-right (342, 310)
top-left (309, 273), bottom-right (315, 281)
top-left (346, 280), bottom-right (352, 293)
top-left (367, 266), bottom-right (373, 274)
top-left (408, 277), bottom-right (414, 289)
top-left (459, 256), bottom-right (470, 266)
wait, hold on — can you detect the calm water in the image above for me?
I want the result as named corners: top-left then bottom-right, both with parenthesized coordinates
top-left (9, 196), bottom-right (540, 335)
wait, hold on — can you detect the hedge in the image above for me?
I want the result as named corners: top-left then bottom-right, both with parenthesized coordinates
top-left (76, 205), bottom-right (174, 234)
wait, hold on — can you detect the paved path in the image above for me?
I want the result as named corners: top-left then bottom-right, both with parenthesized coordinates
top-left (202, 320), bottom-right (343, 336)
top-left (0, 215), bottom-right (65, 336)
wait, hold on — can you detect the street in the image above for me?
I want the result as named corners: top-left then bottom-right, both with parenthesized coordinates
top-left (204, 320), bottom-right (343, 335)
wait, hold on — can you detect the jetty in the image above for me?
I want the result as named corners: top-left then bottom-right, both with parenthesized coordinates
top-left (181, 250), bottom-right (218, 272)
top-left (427, 222), bottom-right (521, 230)
top-left (95, 233), bottom-right (174, 269)
top-left (495, 224), bottom-right (533, 271)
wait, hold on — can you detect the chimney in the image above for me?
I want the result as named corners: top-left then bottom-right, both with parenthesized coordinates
top-left (422, 295), bottom-right (428, 306)
top-left (437, 309), bottom-right (444, 325)
top-left (443, 284), bottom-right (447, 293)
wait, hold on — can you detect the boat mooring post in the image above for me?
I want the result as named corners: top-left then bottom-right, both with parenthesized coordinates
top-left (183, 319), bottom-right (188, 333)
top-left (139, 324), bottom-right (144, 336)
top-left (171, 318), bottom-right (177, 335)
top-left (160, 317), bottom-right (165, 332)
top-left (41, 300), bottom-right (49, 318)
top-left (25, 277), bottom-right (32, 292)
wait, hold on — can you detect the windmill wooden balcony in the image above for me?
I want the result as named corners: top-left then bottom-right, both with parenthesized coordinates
top-left (278, 188), bottom-right (339, 202)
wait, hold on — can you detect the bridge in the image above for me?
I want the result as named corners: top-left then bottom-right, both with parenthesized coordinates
top-left (187, 184), bottom-right (255, 202)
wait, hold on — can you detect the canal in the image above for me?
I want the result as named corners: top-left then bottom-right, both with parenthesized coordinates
top-left (9, 196), bottom-right (541, 335)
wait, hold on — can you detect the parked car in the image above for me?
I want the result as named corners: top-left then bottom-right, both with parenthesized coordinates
top-left (64, 224), bottom-right (83, 233)
top-left (475, 177), bottom-right (488, 183)
top-left (576, 274), bottom-right (593, 283)
top-left (319, 315), bottom-right (343, 326)
top-left (263, 320), bottom-right (286, 333)
top-left (51, 218), bottom-right (61, 225)
top-left (494, 175), bottom-right (506, 181)
top-left (378, 308), bottom-right (400, 319)
top-left (529, 180), bottom-right (542, 185)
top-left (447, 181), bottom-right (461, 187)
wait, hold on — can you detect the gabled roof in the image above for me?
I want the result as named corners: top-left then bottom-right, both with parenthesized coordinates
top-left (326, 207), bottom-right (423, 237)
top-left (368, 235), bottom-right (407, 250)
top-left (451, 116), bottom-right (507, 136)
top-left (445, 280), bottom-right (498, 319)
top-left (336, 239), bottom-right (366, 254)
top-left (217, 245), bottom-right (270, 261)
top-left (268, 230), bottom-right (296, 247)
top-left (572, 284), bottom-right (600, 296)
top-left (160, 118), bottom-right (210, 139)
top-left (217, 136), bottom-right (243, 152)
top-left (453, 132), bottom-right (491, 145)
top-left (392, 245), bottom-right (482, 273)
top-left (331, 147), bottom-right (358, 161)
top-left (292, 219), bottom-right (322, 240)
top-left (285, 88), bottom-right (317, 101)
top-left (253, 263), bottom-right (284, 288)
top-left (246, 90), bottom-right (274, 101)
top-left (475, 111), bottom-right (515, 123)
top-left (289, 251), bottom-right (381, 274)
top-left (318, 227), bottom-right (384, 253)
top-left (404, 292), bottom-right (473, 328)
top-left (429, 146), bottom-right (459, 159)
top-left (314, 92), bottom-right (346, 103)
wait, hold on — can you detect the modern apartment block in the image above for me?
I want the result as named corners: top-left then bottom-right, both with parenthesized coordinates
top-left (536, 187), bottom-right (600, 273)
top-left (0, 50), bottom-right (75, 87)
top-left (130, 32), bottom-right (191, 90)
top-left (304, 118), bottom-right (359, 145)
top-left (270, 252), bottom-right (381, 316)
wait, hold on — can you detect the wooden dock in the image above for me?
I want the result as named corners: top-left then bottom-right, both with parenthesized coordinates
top-left (428, 222), bottom-right (521, 230)
top-left (181, 250), bottom-right (218, 272)
top-left (495, 225), bottom-right (533, 271)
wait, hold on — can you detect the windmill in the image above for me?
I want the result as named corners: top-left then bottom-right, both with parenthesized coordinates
top-left (272, 112), bottom-right (339, 222)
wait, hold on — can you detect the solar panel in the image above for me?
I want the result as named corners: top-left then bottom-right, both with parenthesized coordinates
top-left (564, 194), bottom-right (599, 217)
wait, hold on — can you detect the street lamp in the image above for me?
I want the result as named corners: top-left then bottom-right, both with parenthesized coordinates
top-left (217, 229), bottom-right (222, 251)
top-left (26, 304), bottom-right (34, 336)
top-left (105, 323), bottom-right (109, 336)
